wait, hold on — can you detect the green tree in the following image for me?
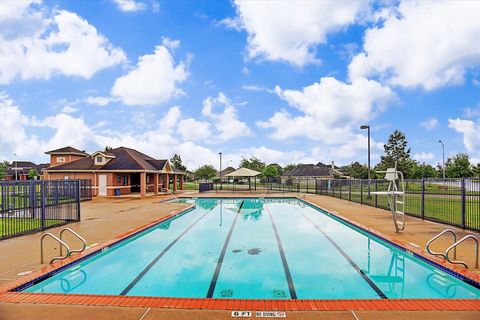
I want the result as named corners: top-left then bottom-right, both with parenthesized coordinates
top-left (28, 168), bottom-right (39, 180)
top-left (283, 163), bottom-right (296, 174)
top-left (375, 130), bottom-right (415, 178)
top-left (239, 157), bottom-right (265, 172)
top-left (411, 162), bottom-right (437, 179)
top-left (194, 165), bottom-right (217, 181)
top-left (344, 162), bottom-right (368, 179)
top-left (268, 163), bottom-right (283, 176)
top-left (0, 162), bottom-right (7, 180)
top-left (104, 146), bottom-right (113, 152)
top-left (475, 163), bottom-right (480, 178)
top-left (445, 153), bottom-right (474, 178)
top-left (170, 154), bottom-right (187, 172)
top-left (262, 165), bottom-right (279, 179)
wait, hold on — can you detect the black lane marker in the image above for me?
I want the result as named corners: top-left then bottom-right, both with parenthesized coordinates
top-left (296, 208), bottom-right (387, 299)
top-left (265, 203), bottom-right (297, 299)
top-left (206, 200), bottom-right (243, 298)
top-left (120, 202), bottom-right (220, 296)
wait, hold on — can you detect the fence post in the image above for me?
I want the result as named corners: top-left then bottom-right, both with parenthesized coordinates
top-left (421, 178), bottom-right (425, 219)
top-left (349, 180), bottom-right (352, 201)
top-left (41, 181), bottom-right (46, 230)
top-left (375, 180), bottom-right (378, 208)
top-left (76, 180), bottom-right (81, 221)
top-left (461, 178), bottom-right (466, 228)
top-left (360, 180), bottom-right (363, 205)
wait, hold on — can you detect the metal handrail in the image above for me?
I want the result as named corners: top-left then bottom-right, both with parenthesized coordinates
top-left (40, 233), bottom-right (71, 264)
top-left (59, 228), bottom-right (87, 256)
top-left (426, 229), bottom-right (457, 259)
top-left (445, 235), bottom-right (479, 268)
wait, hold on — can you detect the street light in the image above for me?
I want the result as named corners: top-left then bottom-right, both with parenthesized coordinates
top-left (438, 140), bottom-right (445, 179)
top-left (360, 125), bottom-right (371, 180)
top-left (13, 153), bottom-right (17, 180)
top-left (219, 152), bottom-right (222, 190)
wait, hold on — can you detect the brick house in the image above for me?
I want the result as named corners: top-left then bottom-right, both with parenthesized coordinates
top-left (44, 146), bottom-right (185, 196)
top-left (4, 161), bottom-right (49, 181)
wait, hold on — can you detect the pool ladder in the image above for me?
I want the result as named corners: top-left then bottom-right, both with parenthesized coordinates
top-left (41, 228), bottom-right (87, 264)
top-left (426, 229), bottom-right (478, 268)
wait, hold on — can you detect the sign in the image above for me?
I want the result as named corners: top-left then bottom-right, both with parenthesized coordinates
top-left (255, 311), bottom-right (287, 318)
top-left (231, 311), bottom-right (252, 317)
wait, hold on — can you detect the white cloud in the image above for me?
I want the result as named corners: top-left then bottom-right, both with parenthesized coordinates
top-left (420, 118), bottom-right (439, 130)
top-left (60, 106), bottom-right (78, 114)
top-left (85, 96), bottom-right (114, 106)
top-left (113, 0), bottom-right (146, 12)
top-left (161, 36), bottom-right (180, 50)
top-left (448, 118), bottom-right (480, 158)
top-left (111, 44), bottom-right (188, 106)
top-left (258, 77), bottom-right (394, 144)
top-left (413, 152), bottom-right (435, 162)
top-left (227, 0), bottom-right (368, 66)
top-left (349, 1), bottom-right (480, 89)
top-left (177, 118), bottom-right (211, 142)
top-left (202, 92), bottom-right (251, 141)
top-left (0, 3), bottom-right (126, 84)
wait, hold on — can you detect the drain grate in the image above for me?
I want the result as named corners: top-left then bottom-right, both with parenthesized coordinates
top-left (221, 289), bottom-right (233, 297)
top-left (272, 289), bottom-right (286, 298)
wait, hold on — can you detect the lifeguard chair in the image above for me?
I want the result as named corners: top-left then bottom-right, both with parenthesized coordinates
top-left (371, 165), bottom-right (405, 233)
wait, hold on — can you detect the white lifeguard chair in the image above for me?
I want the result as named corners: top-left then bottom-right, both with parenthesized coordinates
top-left (371, 165), bottom-right (406, 233)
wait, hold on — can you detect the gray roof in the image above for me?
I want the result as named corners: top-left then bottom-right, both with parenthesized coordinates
top-left (283, 162), bottom-right (335, 177)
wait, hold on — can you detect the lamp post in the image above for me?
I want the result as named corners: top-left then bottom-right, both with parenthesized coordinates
top-left (438, 140), bottom-right (445, 179)
top-left (360, 125), bottom-right (371, 180)
top-left (13, 153), bottom-right (17, 180)
top-left (219, 152), bottom-right (222, 190)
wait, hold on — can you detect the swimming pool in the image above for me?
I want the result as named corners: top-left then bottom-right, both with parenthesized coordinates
top-left (22, 198), bottom-right (480, 299)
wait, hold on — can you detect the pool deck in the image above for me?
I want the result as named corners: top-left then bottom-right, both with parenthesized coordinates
top-left (0, 192), bottom-right (479, 319)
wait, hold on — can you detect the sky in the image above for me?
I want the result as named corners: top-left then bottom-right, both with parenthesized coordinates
top-left (0, 0), bottom-right (479, 170)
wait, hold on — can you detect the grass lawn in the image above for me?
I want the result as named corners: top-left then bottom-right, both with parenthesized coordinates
top-left (0, 218), bottom-right (64, 238)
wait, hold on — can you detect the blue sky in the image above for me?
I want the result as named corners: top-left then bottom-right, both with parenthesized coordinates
top-left (0, 0), bottom-right (479, 169)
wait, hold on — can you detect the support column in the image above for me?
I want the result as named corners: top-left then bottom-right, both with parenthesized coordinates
top-left (140, 172), bottom-right (146, 196)
top-left (163, 173), bottom-right (169, 190)
top-left (180, 175), bottom-right (184, 190)
top-left (154, 173), bottom-right (159, 195)
top-left (173, 174), bottom-right (178, 192)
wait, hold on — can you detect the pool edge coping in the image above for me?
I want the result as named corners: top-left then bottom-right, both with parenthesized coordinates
top-left (0, 196), bottom-right (478, 312)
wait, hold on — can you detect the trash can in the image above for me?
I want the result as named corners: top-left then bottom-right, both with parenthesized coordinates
top-left (115, 188), bottom-right (121, 196)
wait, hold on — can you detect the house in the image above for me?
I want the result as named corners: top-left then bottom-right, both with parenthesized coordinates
top-left (218, 166), bottom-right (236, 180)
top-left (281, 161), bottom-right (348, 182)
top-left (4, 161), bottom-right (49, 180)
top-left (44, 146), bottom-right (185, 196)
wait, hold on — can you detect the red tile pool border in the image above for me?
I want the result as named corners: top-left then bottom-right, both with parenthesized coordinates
top-left (0, 197), bottom-right (479, 312)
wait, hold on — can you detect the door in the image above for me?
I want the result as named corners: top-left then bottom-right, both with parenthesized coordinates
top-left (99, 174), bottom-right (107, 196)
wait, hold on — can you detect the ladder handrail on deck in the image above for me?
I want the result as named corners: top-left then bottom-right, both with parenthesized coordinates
top-left (40, 233), bottom-right (71, 264)
top-left (59, 228), bottom-right (87, 256)
top-left (426, 229), bottom-right (457, 260)
top-left (445, 235), bottom-right (479, 269)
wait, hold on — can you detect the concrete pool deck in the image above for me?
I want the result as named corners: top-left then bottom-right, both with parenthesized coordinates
top-left (0, 192), bottom-right (479, 319)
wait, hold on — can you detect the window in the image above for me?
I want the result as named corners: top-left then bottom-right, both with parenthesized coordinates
top-left (96, 156), bottom-right (103, 163)
top-left (57, 157), bottom-right (65, 163)
top-left (122, 175), bottom-right (128, 186)
top-left (116, 174), bottom-right (121, 184)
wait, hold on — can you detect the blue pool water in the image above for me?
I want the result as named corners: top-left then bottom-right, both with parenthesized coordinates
top-left (24, 198), bottom-right (480, 299)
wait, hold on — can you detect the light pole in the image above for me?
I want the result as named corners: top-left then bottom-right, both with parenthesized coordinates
top-left (360, 125), bottom-right (371, 180)
top-left (438, 140), bottom-right (445, 179)
top-left (219, 152), bottom-right (222, 190)
top-left (13, 153), bottom-right (17, 180)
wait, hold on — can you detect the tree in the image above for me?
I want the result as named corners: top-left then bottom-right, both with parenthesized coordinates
top-left (283, 163), bottom-right (296, 174)
top-left (344, 162), bottom-right (368, 179)
top-left (411, 162), bottom-right (437, 179)
top-left (170, 154), bottom-right (187, 172)
top-left (28, 168), bottom-right (39, 180)
top-left (445, 153), bottom-right (474, 178)
top-left (104, 146), bottom-right (113, 152)
top-left (239, 157), bottom-right (265, 172)
top-left (0, 162), bottom-right (7, 180)
top-left (269, 163), bottom-right (283, 176)
top-left (194, 165), bottom-right (217, 181)
top-left (475, 163), bottom-right (480, 178)
top-left (262, 165), bottom-right (279, 179)
top-left (375, 130), bottom-right (415, 178)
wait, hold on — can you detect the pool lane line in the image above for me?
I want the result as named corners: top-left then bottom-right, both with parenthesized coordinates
top-left (119, 201), bottom-right (221, 296)
top-left (206, 200), bottom-right (244, 298)
top-left (295, 208), bottom-right (387, 299)
top-left (264, 203), bottom-right (298, 300)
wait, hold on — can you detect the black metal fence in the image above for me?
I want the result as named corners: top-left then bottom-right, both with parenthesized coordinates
top-left (207, 178), bottom-right (480, 231)
top-left (0, 180), bottom-right (83, 240)
top-left (79, 179), bottom-right (93, 201)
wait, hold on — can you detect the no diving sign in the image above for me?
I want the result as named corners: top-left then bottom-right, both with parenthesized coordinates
top-left (231, 311), bottom-right (287, 318)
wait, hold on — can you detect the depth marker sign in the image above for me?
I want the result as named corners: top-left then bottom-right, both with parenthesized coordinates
top-left (231, 311), bottom-right (252, 317)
